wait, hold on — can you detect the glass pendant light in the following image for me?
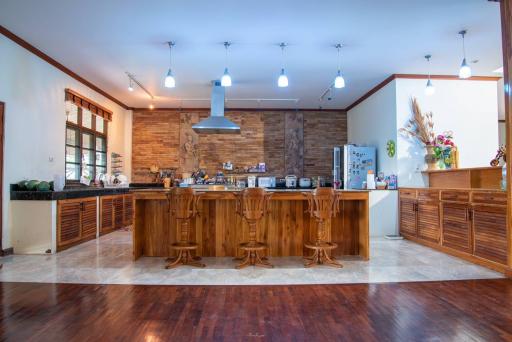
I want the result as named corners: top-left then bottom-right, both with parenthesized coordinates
top-left (164, 41), bottom-right (176, 88)
top-left (277, 43), bottom-right (289, 87)
top-left (334, 43), bottom-right (345, 89)
top-left (458, 30), bottom-right (472, 79)
top-left (424, 55), bottom-right (435, 96)
top-left (221, 42), bottom-right (232, 87)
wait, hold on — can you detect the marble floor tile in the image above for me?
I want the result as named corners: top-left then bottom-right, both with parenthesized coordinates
top-left (0, 231), bottom-right (504, 285)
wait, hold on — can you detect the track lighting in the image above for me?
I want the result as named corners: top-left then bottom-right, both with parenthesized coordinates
top-left (278, 43), bottom-right (289, 88)
top-left (458, 30), bottom-right (471, 79)
top-left (221, 42), bottom-right (232, 87)
top-left (334, 44), bottom-right (345, 89)
top-left (164, 41), bottom-right (176, 88)
top-left (424, 55), bottom-right (435, 96)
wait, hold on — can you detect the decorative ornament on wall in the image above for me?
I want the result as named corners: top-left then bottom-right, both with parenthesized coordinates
top-left (386, 140), bottom-right (396, 158)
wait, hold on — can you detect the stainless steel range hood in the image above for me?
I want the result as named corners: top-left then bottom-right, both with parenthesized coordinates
top-left (192, 81), bottom-right (240, 134)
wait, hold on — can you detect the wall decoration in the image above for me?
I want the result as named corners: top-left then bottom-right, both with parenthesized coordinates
top-left (386, 140), bottom-right (396, 158)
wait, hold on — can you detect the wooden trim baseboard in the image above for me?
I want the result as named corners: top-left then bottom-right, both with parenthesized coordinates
top-left (346, 74), bottom-right (502, 112)
top-left (0, 25), bottom-right (130, 110)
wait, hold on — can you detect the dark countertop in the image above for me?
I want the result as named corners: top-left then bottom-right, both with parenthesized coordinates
top-left (10, 186), bottom-right (131, 201)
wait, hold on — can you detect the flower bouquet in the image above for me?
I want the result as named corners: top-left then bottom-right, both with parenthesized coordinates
top-left (433, 131), bottom-right (457, 169)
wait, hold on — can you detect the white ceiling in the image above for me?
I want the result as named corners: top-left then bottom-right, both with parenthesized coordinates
top-left (0, 0), bottom-right (503, 109)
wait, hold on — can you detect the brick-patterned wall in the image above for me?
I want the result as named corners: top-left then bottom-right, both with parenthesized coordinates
top-left (132, 109), bottom-right (346, 182)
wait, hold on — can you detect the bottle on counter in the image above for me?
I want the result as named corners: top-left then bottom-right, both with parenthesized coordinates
top-left (366, 170), bottom-right (376, 190)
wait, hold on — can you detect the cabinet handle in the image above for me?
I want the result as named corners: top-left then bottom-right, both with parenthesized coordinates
top-left (468, 208), bottom-right (473, 221)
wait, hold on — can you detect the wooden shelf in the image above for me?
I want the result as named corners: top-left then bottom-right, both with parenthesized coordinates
top-left (422, 166), bottom-right (502, 189)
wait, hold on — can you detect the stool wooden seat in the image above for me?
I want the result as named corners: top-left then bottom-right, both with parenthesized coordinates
top-left (303, 187), bottom-right (343, 268)
top-left (234, 188), bottom-right (273, 269)
top-left (165, 187), bottom-right (205, 269)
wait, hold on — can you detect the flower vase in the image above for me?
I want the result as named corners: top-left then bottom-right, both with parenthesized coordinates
top-left (425, 145), bottom-right (439, 171)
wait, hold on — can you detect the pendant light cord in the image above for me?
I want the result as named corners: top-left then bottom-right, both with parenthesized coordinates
top-left (280, 43), bottom-right (286, 70)
top-left (335, 43), bottom-right (342, 72)
top-left (168, 41), bottom-right (174, 69)
top-left (224, 42), bottom-right (230, 69)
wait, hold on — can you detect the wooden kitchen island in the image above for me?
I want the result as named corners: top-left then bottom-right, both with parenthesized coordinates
top-left (132, 188), bottom-right (370, 261)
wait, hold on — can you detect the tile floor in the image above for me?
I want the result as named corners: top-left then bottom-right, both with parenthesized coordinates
top-left (0, 231), bottom-right (503, 285)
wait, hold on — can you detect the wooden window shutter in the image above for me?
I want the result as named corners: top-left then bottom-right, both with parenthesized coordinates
top-left (65, 89), bottom-right (113, 121)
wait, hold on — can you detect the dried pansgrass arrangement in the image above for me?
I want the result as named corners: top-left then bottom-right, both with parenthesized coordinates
top-left (399, 97), bottom-right (435, 145)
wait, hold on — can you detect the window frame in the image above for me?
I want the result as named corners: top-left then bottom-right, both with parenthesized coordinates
top-left (65, 106), bottom-right (108, 184)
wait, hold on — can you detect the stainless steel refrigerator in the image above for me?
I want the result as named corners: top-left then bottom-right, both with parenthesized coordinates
top-left (333, 145), bottom-right (376, 189)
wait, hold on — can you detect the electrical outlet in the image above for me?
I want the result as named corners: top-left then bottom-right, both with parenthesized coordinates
top-left (48, 156), bottom-right (54, 162)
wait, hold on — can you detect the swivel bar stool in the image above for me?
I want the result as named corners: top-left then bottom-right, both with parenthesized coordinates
top-left (165, 187), bottom-right (205, 269)
top-left (303, 187), bottom-right (343, 268)
top-left (234, 188), bottom-right (273, 269)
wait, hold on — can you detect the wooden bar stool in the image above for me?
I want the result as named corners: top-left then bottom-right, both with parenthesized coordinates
top-left (303, 187), bottom-right (343, 268)
top-left (234, 188), bottom-right (273, 269)
top-left (165, 187), bottom-right (205, 269)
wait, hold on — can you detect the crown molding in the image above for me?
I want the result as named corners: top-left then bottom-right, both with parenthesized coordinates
top-left (346, 73), bottom-right (502, 112)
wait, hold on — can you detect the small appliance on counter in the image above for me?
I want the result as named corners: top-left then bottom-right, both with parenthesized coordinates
top-left (285, 175), bottom-right (297, 188)
top-left (247, 175), bottom-right (257, 188)
top-left (257, 176), bottom-right (275, 188)
top-left (299, 177), bottom-right (311, 188)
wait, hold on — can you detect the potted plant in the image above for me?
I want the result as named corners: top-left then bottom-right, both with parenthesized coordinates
top-left (433, 131), bottom-right (457, 169)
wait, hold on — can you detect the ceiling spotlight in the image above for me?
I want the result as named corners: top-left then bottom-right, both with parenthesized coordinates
top-left (424, 55), bottom-right (435, 96)
top-left (278, 43), bottom-right (289, 88)
top-left (149, 103), bottom-right (154, 110)
top-left (458, 30), bottom-right (472, 79)
top-left (221, 42), bottom-right (232, 87)
top-left (128, 78), bottom-right (134, 92)
top-left (164, 41), bottom-right (176, 88)
top-left (334, 43), bottom-right (345, 89)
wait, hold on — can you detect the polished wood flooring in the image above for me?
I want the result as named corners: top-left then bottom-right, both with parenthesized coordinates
top-left (1, 279), bottom-right (512, 341)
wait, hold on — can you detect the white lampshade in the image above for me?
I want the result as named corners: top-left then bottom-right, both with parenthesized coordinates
top-left (425, 79), bottom-right (435, 96)
top-left (334, 70), bottom-right (345, 89)
top-left (278, 69), bottom-right (288, 87)
top-left (459, 58), bottom-right (472, 79)
top-left (164, 69), bottom-right (176, 88)
top-left (221, 68), bottom-right (232, 87)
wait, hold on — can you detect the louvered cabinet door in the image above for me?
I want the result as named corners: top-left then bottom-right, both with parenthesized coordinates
top-left (113, 195), bottom-right (125, 229)
top-left (124, 194), bottom-right (134, 226)
top-left (472, 205), bottom-right (508, 265)
top-left (57, 199), bottom-right (82, 249)
top-left (442, 202), bottom-right (472, 253)
top-left (81, 198), bottom-right (98, 238)
top-left (417, 200), bottom-right (440, 243)
top-left (399, 199), bottom-right (417, 237)
top-left (100, 196), bottom-right (114, 234)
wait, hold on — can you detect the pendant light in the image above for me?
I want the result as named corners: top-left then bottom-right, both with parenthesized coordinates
top-left (221, 42), bottom-right (232, 87)
top-left (278, 43), bottom-right (289, 88)
top-left (128, 77), bottom-right (134, 92)
top-left (458, 30), bottom-right (471, 79)
top-left (334, 43), bottom-right (345, 89)
top-left (164, 41), bottom-right (176, 88)
top-left (424, 55), bottom-right (435, 96)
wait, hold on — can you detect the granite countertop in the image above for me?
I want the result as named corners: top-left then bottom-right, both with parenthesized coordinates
top-left (131, 186), bottom-right (370, 193)
top-left (10, 186), bottom-right (131, 201)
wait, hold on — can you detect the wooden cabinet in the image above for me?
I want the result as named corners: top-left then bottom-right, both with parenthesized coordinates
top-left (124, 194), bottom-right (134, 226)
top-left (57, 197), bottom-right (98, 251)
top-left (442, 202), bottom-right (472, 253)
top-left (472, 204), bottom-right (508, 265)
top-left (100, 194), bottom-right (132, 235)
top-left (100, 196), bottom-right (114, 235)
top-left (399, 198), bottom-right (417, 237)
top-left (399, 188), bottom-right (509, 273)
top-left (417, 200), bottom-right (440, 243)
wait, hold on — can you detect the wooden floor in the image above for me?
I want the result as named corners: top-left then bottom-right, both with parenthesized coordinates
top-left (1, 279), bottom-right (512, 341)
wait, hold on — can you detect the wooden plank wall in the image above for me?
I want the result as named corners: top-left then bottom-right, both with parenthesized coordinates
top-left (132, 110), bottom-right (347, 182)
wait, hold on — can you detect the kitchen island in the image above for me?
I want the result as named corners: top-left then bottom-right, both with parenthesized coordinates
top-left (132, 188), bottom-right (369, 261)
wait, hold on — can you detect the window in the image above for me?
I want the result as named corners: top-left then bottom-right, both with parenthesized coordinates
top-left (65, 104), bottom-right (108, 182)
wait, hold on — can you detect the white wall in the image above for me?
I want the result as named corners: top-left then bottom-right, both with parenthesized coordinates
top-left (395, 79), bottom-right (499, 187)
top-left (348, 80), bottom-right (398, 176)
top-left (0, 35), bottom-right (132, 249)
